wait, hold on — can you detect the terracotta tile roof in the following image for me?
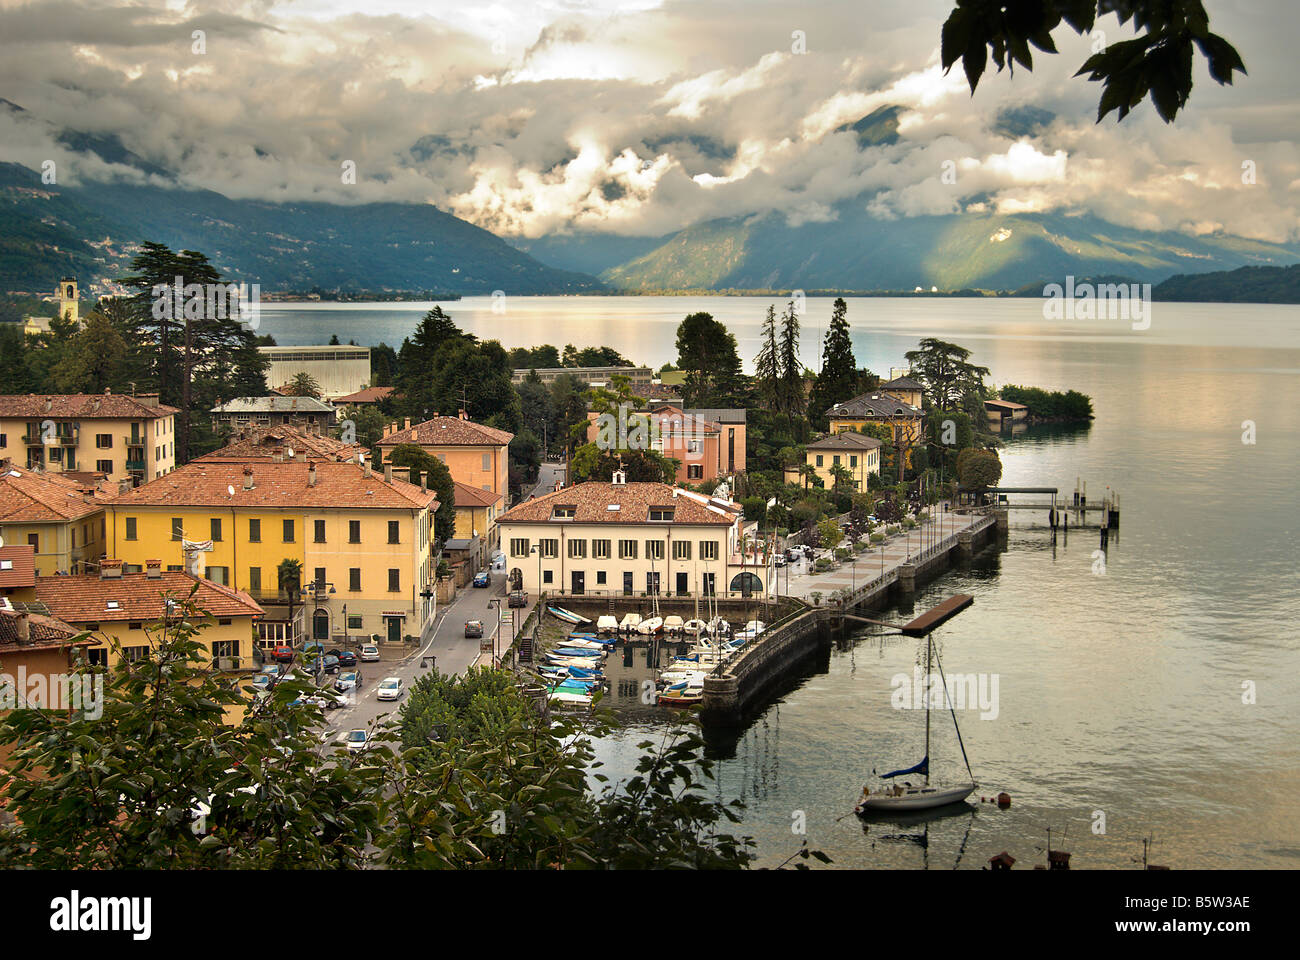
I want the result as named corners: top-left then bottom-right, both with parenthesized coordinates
top-left (0, 463), bottom-right (110, 523)
top-left (0, 546), bottom-right (37, 589)
top-left (806, 432), bottom-right (883, 451)
top-left (0, 608), bottom-right (86, 647)
top-left (829, 392), bottom-right (923, 420)
top-left (104, 460), bottom-right (438, 511)
top-left (0, 392), bottom-right (178, 420)
top-left (500, 481), bottom-right (737, 526)
top-left (32, 571), bottom-right (264, 624)
top-left (453, 480), bottom-right (504, 509)
top-left (336, 386), bottom-right (396, 405)
top-left (376, 416), bottom-right (513, 448)
top-left (196, 427), bottom-right (366, 463)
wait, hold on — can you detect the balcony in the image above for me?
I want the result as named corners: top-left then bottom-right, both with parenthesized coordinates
top-left (125, 459), bottom-right (146, 471)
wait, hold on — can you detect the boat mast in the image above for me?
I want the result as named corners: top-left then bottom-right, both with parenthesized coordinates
top-left (924, 635), bottom-right (932, 786)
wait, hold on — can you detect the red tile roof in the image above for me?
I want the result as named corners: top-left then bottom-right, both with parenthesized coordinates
top-left (0, 546), bottom-right (37, 589)
top-left (336, 386), bottom-right (396, 405)
top-left (195, 426), bottom-right (366, 463)
top-left (104, 460), bottom-right (438, 511)
top-left (500, 482), bottom-right (737, 526)
top-left (453, 480), bottom-right (504, 509)
top-left (0, 393), bottom-right (178, 419)
top-left (0, 607), bottom-right (86, 647)
top-left (376, 416), bottom-right (513, 448)
top-left (0, 463), bottom-right (110, 523)
top-left (32, 571), bottom-right (263, 624)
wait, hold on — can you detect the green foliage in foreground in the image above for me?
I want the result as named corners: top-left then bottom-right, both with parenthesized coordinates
top-left (0, 595), bottom-right (759, 870)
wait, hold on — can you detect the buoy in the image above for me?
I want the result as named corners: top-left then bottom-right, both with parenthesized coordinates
top-left (997, 792), bottom-right (1011, 808)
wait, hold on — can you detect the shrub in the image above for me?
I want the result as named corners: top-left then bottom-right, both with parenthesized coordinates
top-left (870, 532), bottom-right (885, 543)
top-left (834, 547), bottom-right (851, 561)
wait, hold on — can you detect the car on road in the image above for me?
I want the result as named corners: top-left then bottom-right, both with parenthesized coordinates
top-left (464, 619), bottom-right (484, 638)
top-left (773, 553), bottom-right (786, 567)
top-left (295, 690), bottom-right (347, 711)
top-left (320, 654), bottom-right (340, 675)
top-left (334, 671), bottom-right (361, 693)
top-left (376, 677), bottom-right (404, 701)
top-left (328, 649), bottom-right (358, 667)
top-left (271, 645), bottom-right (294, 664)
top-left (248, 674), bottom-right (276, 693)
top-left (507, 590), bottom-right (528, 608)
top-left (472, 571), bottom-right (491, 588)
top-left (360, 644), bottom-right (380, 662)
top-left (340, 729), bottom-right (370, 753)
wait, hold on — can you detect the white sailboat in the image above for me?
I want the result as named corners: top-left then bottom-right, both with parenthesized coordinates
top-left (855, 633), bottom-right (977, 814)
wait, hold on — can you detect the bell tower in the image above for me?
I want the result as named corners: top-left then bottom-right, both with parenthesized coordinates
top-left (55, 277), bottom-right (79, 326)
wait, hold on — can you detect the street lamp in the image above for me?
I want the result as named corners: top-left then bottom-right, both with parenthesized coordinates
top-left (530, 543), bottom-right (544, 626)
top-left (488, 598), bottom-right (503, 667)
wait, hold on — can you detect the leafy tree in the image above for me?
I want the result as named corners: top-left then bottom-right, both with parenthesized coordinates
top-left (285, 372), bottom-right (322, 397)
top-left (939, 0), bottom-right (1245, 123)
top-left (817, 517), bottom-right (843, 551)
top-left (370, 342), bottom-right (398, 387)
top-left (958, 447), bottom-right (1003, 490)
top-left (675, 312), bottom-right (743, 407)
top-left (903, 337), bottom-right (990, 419)
top-left (337, 403), bottom-right (386, 449)
top-left (807, 298), bottom-right (857, 432)
top-left (51, 311), bottom-right (126, 394)
top-left (383, 443), bottom-right (457, 544)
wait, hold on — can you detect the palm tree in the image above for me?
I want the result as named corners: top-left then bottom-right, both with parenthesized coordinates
top-left (277, 558), bottom-right (303, 645)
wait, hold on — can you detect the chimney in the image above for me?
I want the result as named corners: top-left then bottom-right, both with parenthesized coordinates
top-left (145, 559), bottom-right (162, 579)
top-left (242, 467), bottom-right (255, 490)
top-left (403, 417), bottom-right (411, 430)
top-left (392, 465), bottom-right (410, 484)
top-left (104, 387), bottom-right (111, 395)
top-left (364, 458), bottom-right (373, 478)
top-left (15, 611), bottom-right (30, 645)
top-left (611, 469), bottom-right (627, 486)
top-left (43, 397), bottom-right (53, 412)
top-left (420, 471), bottom-right (427, 491)
top-left (117, 478), bottom-right (132, 495)
top-left (308, 463), bottom-right (317, 487)
top-left (100, 559), bottom-right (123, 579)
top-left (459, 409), bottom-right (467, 420)
top-left (384, 464), bottom-right (393, 483)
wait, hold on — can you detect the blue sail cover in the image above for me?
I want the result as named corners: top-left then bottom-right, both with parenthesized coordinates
top-left (881, 756), bottom-right (928, 779)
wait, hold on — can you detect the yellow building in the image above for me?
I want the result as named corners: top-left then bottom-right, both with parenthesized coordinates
top-left (800, 432), bottom-right (882, 492)
top-left (879, 374), bottom-right (924, 409)
top-left (0, 461), bottom-right (109, 575)
top-left (827, 391), bottom-right (924, 449)
top-left (0, 391), bottom-right (179, 485)
top-left (102, 459), bottom-right (439, 650)
top-left (374, 414), bottom-right (513, 504)
top-left (449, 480), bottom-right (504, 571)
top-left (29, 562), bottom-right (263, 671)
top-left (21, 277), bottom-right (81, 336)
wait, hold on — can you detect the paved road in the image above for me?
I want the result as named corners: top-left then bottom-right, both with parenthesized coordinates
top-left (319, 573), bottom-right (523, 740)
top-left (525, 460), bottom-right (565, 499)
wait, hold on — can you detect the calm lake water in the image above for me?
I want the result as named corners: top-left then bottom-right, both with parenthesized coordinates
top-left (260, 296), bottom-right (1300, 868)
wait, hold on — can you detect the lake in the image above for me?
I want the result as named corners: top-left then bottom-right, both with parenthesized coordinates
top-left (259, 295), bottom-right (1300, 868)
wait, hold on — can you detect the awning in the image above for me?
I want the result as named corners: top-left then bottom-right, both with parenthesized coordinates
top-left (382, 611), bottom-right (407, 618)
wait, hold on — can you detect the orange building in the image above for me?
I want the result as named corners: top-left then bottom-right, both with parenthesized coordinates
top-left (587, 404), bottom-right (747, 485)
top-left (373, 414), bottom-right (513, 502)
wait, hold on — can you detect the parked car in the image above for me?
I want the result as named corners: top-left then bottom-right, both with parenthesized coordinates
top-left (360, 644), bottom-right (380, 662)
top-left (472, 571), bottom-right (491, 588)
top-left (376, 677), bottom-right (403, 701)
top-left (507, 590), bottom-right (528, 608)
top-left (295, 690), bottom-right (347, 710)
top-left (320, 654), bottom-right (340, 675)
top-left (340, 729), bottom-right (370, 753)
top-left (464, 619), bottom-right (484, 638)
top-left (334, 671), bottom-right (361, 693)
top-left (248, 674), bottom-right (276, 693)
top-left (328, 649), bottom-right (358, 667)
top-left (773, 553), bottom-right (786, 567)
top-left (271, 645), bottom-right (294, 664)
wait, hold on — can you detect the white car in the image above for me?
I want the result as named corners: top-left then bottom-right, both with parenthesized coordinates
top-left (376, 677), bottom-right (403, 701)
top-left (360, 644), bottom-right (380, 662)
top-left (340, 729), bottom-right (369, 753)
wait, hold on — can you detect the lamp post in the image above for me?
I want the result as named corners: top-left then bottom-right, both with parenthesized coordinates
top-left (530, 543), bottom-right (544, 626)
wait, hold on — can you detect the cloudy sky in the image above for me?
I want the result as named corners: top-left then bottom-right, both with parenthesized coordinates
top-left (1, 0), bottom-right (1297, 243)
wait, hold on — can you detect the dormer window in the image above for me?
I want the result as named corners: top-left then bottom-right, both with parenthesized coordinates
top-left (648, 507), bottom-right (674, 522)
top-left (552, 505), bottom-right (576, 520)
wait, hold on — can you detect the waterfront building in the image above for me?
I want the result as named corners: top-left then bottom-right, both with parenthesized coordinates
top-left (258, 344), bottom-right (371, 399)
top-left (878, 374), bottom-right (925, 408)
top-left (210, 396), bottom-right (337, 434)
top-left (985, 398), bottom-right (1029, 426)
top-left (0, 463), bottom-right (110, 576)
top-left (101, 459), bottom-right (439, 651)
top-left (0, 391), bottom-right (179, 484)
top-left (795, 432), bottom-right (882, 492)
top-left (496, 474), bottom-right (768, 597)
top-left (827, 391), bottom-right (924, 448)
top-left (585, 404), bottom-right (746, 484)
top-left (373, 413), bottom-right (513, 504)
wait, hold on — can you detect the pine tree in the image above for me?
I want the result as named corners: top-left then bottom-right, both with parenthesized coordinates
top-left (778, 300), bottom-right (804, 424)
top-left (807, 298), bottom-right (857, 430)
top-left (754, 304), bottom-right (780, 409)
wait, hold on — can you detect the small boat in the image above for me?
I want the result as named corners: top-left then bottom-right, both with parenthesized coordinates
top-left (548, 606), bottom-right (590, 625)
top-left (855, 632), bottom-right (978, 816)
top-left (596, 615), bottom-right (619, 634)
top-left (637, 616), bottom-right (664, 635)
top-left (559, 638), bottom-right (608, 650)
top-left (706, 618), bottom-right (731, 638)
top-left (657, 679), bottom-right (703, 706)
top-left (552, 649), bottom-right (603, 661)
top-left (619, 612), bottom-right (642, 632)
top-left (567, 631), bottom-right (600, 640)
top-left (549, 690), bottom-right (594, 707)
top-left (682, 619), bottom-right (706, 635)
top-left (663, 615), bottom-right (685, 634)
top-left (544, 656), bottom-right (606, 670)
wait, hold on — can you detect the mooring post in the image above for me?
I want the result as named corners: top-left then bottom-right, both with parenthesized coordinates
top-left (897, 562), bottom-right (916, 594)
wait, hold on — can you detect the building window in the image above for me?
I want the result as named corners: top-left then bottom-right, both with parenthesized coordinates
top-left (212, 640), bottom-right (237, 661)
top-left (646, 540), bottom-right (665, 561)
top-left (595, 571), bottom-right (607, 585)
top-left (687, 465), bottom-right (703, 479)
top-left (27, 533), bottom-right (39, 554)
top-left (648, 507), bottom-right (674, 521)
top-left (568, 539), bottom-right (586, 558)
top-left (313, 567), bottom-right (326, 590)
top-left (539, 539), bottom-right (558, 559)
top-left (850, 455), bottom-right (858, 468)
top-left (349, 520), bottom-right (361, 543)
top-left (815, 454), bottom-right (824, 467)
top-left (349, 568), bottom-right (361, 592)
top-left (208, 566), bottom-right (229, 586)
top-left (510, 538), bottom-right (530, 558)
top-left (542, 570), bottom-right (553, 584)
top-left (172, 518), bottom-right (183, 541)
top-left (388, 569), bottom-right (400, 592)
top-left (96, 434), bottom-right (112, 448)
top-left (314, 519), bottom-right (326, 543)
top-left (283, 519), bottom-right (295, 543)
top-left (593, 540), bottom-right (611, 560)
top-left (97, 459), bottom-right (113, 474)
top-left (481, 453), bottom-right (491, 471)
top-left (125, 517), bottom-right (137, 541)
top-left (618, 539), bottom-right (637, 560)
top-left (348, 615), bottom-right (363, 630)
top-left (248, 518), bottom-right (261, 542)
top-left (673, 540), bottom-right (691, 560)
top-left (388, 521), bottom-right (400, 544)
top-left (122, 646), bottom-right (149, 663)
top-left (701, 541), bottom-right (719, 561)
top-left (211, 518), bottom-right (222, 542)
top-left (249, 567), bottom-right (261, 595)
